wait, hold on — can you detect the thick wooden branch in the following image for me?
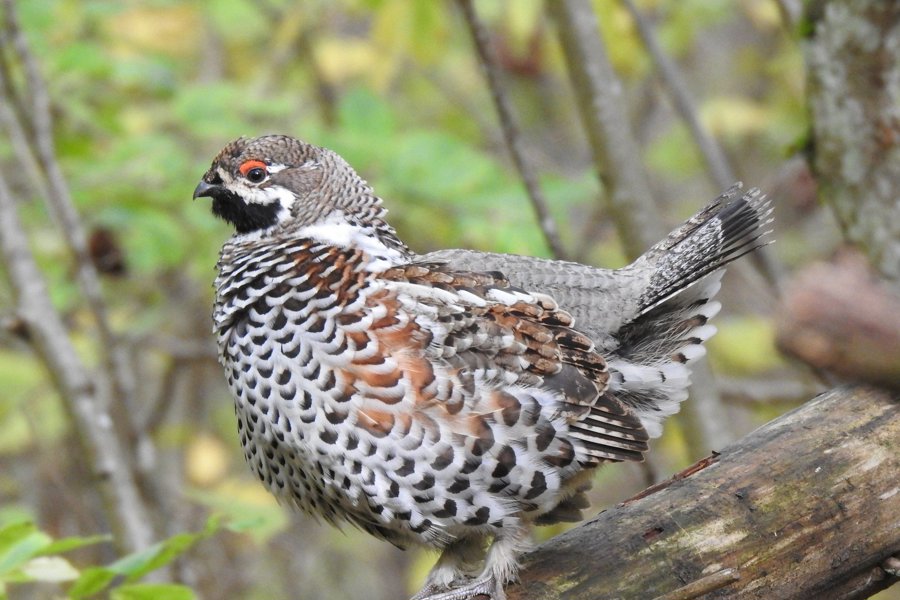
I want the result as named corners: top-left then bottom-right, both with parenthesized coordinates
top-left (507, 386), bottom-right (900, 599)
top-left (776, 252), bottom-right (900, 388)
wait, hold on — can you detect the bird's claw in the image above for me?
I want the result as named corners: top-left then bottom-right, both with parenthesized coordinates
top-left (409, 575), bottom-right (504, 600)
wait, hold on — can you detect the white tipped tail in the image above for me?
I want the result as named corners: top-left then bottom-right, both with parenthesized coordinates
top-left (607, 185), bottom-right (772, 438)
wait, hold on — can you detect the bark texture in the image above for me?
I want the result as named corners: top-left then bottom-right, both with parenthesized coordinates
top-left (507, 386), bottom-right (900, 599)
top-left (805, 0), bottom-right (900, 283)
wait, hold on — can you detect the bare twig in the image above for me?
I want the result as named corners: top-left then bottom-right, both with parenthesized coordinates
top-left (0, 89), bottom-right (47, 197)
top-left (419, 65), bottom-right (502, 149)
top-left (621, 0), bottom-right (785, 293)
top-left (718, 375), bottom-right (821, 406)
top-left (775, 0), bottom-right (804, 29)
top-left (547, 0), bottom-right (734, 454)
top-left (455, 0), bottom-right (569, 260)
top-left (141, 358), bottom-right (182, 436)
top-left (546, 0), bottom-right (665, 258)
top-left (0, 173), bottom-right (154, 553)
top-left (0, 20), bottom-right (47, 196)
top-left (0, 0), bottom-right (48, 146)
top-left (621, 0), bottom-right (735, 188)
top-left (0, 0), bottom-right (138, 425)
top-left (0, 22), bottom-right (33, 140)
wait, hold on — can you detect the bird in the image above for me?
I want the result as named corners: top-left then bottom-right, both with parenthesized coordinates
top-left (193, 134), bottom-right (772, 600)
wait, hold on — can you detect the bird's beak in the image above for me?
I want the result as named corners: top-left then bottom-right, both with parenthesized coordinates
top-left (192, 180), bottom-right (219, 200)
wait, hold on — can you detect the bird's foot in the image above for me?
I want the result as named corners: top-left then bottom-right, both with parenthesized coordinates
top-left (409, 575), bottom-right (504, 600)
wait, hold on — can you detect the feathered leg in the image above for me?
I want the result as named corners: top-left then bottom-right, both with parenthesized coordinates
top-left (411, 535), bottom-right (485, 600)
top-left (413, 523), bottom-right (530, 600)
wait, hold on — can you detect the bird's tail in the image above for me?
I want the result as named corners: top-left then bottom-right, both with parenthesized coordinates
top-left (607, 184), bottom-right (772, 438)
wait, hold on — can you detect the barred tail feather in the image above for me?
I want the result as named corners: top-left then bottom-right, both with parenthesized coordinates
top-left (608, 184), bottom-right (772, 438)
top-left (608, 274), bottom-right (722, 437)
top-left (636, 184), bottom-right (772, 315)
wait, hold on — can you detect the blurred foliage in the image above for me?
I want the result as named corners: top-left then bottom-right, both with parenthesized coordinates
top-left (1, 1), bottom-right (886, 599)
top-left (0, 510), bottom-right (219, 599)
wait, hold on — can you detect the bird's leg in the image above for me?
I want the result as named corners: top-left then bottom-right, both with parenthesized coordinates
top-left (412, 523), bottom-right (530, 600)
top-left (410, 536), bottom-right (485, 600)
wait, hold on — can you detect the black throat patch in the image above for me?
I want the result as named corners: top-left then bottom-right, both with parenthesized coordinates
top-left (210, 189), bottom-right (283, 234)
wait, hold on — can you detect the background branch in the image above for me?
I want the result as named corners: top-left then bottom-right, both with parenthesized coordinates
top-left (776, 251), bottom-right (900, 388)
top-left (621, 0), bottom-right (784, 293)
top-left (456, 0), bottom-right (569, 260)
top-left (0, 0), bottom-right (138, 427)
top-left (547, 0), bottom-right (737, 456)
top-left (621, 0), bottom-right (735, 189)
top-left (546, 0), bottom-right (665, 257)
top-left (0, 173), bottom-right (154, 554)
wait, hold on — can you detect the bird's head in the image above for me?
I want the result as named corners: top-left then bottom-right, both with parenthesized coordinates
top-left (193, 135), bottom-right (385, 235)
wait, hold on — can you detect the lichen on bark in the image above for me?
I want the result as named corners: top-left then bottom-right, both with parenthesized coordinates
top-left (805, 0), bottom-right (900, 283)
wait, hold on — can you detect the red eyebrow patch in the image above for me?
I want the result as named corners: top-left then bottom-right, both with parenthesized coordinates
top-left (239, 160), bottom-right (267, 176)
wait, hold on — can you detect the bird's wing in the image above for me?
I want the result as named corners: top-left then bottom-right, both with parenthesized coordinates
top-left (415, 250), bottom-right (636, 354)
top-left (342, 261), bottom-right (650, 465)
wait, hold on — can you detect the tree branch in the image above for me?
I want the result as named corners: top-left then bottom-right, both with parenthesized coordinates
top-left (0, 0), bottom-right (138, 422)
top-left (776, 251), bottom-right (900, 388)
top-left (455, 0), bottom-right (569, 260)
top-left (620, 0), bottom-right (735, 189)
top-left (508, 385), bottom-right (900, 599)
top-left (718, 375), bottom-right (822, 406)
top-left (776, 0), bottom-right (804, 30)
top-left (621, 0), bottom-right (784, 294)
top-left (546, 0), bottom-right (665, 257)
top-left (0, 174), bottom-right (155, 554)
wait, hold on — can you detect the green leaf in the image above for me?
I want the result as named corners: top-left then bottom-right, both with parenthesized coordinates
top-left (111, 583), bottom-right (197, 600)
top-left (109, 517), bottom-right (219, 583)
top-left (0, 521), bottom-right (36, 554)
top-left (187, 488), bottom-right (287, 544)
top-left (0, 522), bottom-right (51, 576)
top-left (68, 566), bottom-right (117, 598)
top-left (37, 534), bottom-right (110, 557)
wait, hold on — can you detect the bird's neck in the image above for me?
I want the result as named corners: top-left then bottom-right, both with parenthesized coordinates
top-left (291, 210), bottom-right (410, 271)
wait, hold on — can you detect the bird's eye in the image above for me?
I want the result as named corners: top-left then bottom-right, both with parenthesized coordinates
top-left (246, 167), bottom-right (267, 183)
top-left (239, 160), bottom-right (268, 184)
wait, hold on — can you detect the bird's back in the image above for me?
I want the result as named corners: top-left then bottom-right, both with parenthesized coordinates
top-left (421, 185), bottom-right (772, 437)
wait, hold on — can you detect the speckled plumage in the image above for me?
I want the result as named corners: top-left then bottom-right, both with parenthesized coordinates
top-left (195, 135), bottom-right (772, 600)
